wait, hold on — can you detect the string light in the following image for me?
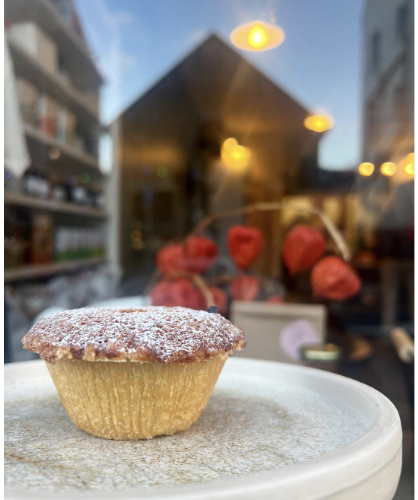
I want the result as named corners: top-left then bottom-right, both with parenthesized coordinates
top-left (358, 162), bottom-right (374, 176)
top-left (380, 162), bottom-right (396, 176)
top-left (404, 153), bottom-right (414, 176)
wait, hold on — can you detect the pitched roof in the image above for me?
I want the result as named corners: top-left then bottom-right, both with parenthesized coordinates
top-left (118, 33), bottom-right (309, 134)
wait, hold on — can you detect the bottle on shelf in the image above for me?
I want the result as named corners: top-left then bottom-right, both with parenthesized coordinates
top-left (16, 78), bottom-right (39, 126)
top-left (4, 207), bottom-right (30, 268)
top-left (57, 106), bottom-right (77, 146)
top-left (54, 227), bottom-right (106, 261)
top-left (30, 213), bottom-right (54, 264)
top-left (38, 94), bottom-right (59, 136)
top-left (50, 174), bottom-right (66, 202)
top-left (24, 169), bottom-right (50, 199)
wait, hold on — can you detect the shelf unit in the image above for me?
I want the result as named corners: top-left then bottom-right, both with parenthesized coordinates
top-left (4, 258), bottom-right (107, 283)
top-left (4, 191), bottom-right (107, 218)
top-left (24, 123), bottom-right (100, 175)
top-left (7, 35), bottom-right (98, 127)
top-left (5, 0), bottom-right (102, 89)
top-left (5, 0), bottom-right (109, 284)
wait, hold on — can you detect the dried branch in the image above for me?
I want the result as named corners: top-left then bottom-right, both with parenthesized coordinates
top-left (188, 201), bottom-right (351, 261)
top-left (144, 202), bottom-right (351, 307)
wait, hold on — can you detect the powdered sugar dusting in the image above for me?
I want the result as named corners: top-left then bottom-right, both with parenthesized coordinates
top-left (23, 307), bottom-right (246, 364)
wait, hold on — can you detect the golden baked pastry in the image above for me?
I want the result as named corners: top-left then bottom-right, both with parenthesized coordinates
top-left (23, 306), bottom-right (246, 440)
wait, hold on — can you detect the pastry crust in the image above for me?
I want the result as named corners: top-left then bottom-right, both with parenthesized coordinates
top-left (45, 355), bottom-right (227, 440)
top-left (23, 306), bottom-right (246, 364)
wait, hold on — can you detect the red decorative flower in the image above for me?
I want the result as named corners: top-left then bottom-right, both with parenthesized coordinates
top-left (230, 275), bottom-right (260, 302)
top-left (150, 279), bottom-right (205, 309)
top-left (156, 244), bottom-right (187, 276)
top-left (156, 237), bottom-right (218, 276)
top-left (209, 286), bottom-right (228, 315)
top-left (228, 225), bottom-right (263, 270)
top-left (310, 256), bottom-right (361, 300)
top-left (184, 236), bottom-right (218, 274)
top-left (283, 225), bottom-right (325, 275)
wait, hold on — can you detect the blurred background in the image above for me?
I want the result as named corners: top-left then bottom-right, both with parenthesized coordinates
top-left (3, 1), bottom-right (414, 497)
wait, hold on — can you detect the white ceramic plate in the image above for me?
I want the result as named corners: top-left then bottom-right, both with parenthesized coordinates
top-left (5, 358), bottom-right (401, 500)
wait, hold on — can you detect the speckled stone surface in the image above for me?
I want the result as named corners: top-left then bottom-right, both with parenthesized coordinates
top-left (5, 361), bottom-right (368, 494)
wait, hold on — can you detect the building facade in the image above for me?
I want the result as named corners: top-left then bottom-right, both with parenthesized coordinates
top-left (114, 35), bottom-right (323, 278)
top-left (362, 0), bottom-right (414, 185)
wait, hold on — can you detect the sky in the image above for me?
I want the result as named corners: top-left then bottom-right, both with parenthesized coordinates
top-left (75, 0), bottom-right (364, 171)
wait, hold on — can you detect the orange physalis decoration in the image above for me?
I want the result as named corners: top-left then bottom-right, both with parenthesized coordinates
top-left (184, 236), bottom-right (218, 274)
top-left (283, 225), bottom-right (325, 274)
top-left (156, 237), bottom-right (218, 276)
top-left (227, 225), bottom-right (263, 270)
top-left (156, 244), bottom-right (186, 276)
top-left (310, 256), bottom-right (361, 300)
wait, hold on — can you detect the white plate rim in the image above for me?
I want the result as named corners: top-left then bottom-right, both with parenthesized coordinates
top-left (5, 358), bottom-right (402, 500)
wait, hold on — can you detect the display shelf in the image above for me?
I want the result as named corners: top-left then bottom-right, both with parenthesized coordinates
top-left (24, 124), bottom-right (102, 178)
top-left (4, 258), bottom-right (107, 283)
top-left (8, 36), bottom-right (98, 126)
top-left (5, 0), bottom-right (102, 88)
top-left (4, 191), bottom-right (107, 218)
top-left (4, 0), bottom-right (115, 280)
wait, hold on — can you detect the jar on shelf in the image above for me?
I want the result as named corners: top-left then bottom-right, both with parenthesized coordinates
top-left (24, 170), bottom-right (50, 199)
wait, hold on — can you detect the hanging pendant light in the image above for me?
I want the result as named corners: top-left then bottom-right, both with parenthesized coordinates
top-left (304, 114), bottom-right (334, 133)
top-left (230, 20), bottom-right (285, 52)
top-left (221, 138), bottom-right (251, 171)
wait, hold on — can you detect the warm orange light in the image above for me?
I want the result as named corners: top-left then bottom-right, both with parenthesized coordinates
top-left (221, 141), bottom-right (251, 171)
top-left (304, 114), bottom-right (334, 133)
top-left (381, 162), bottom-right (397, 176)
top-left (230, 145), bottom-right (247, 161)
top-left (404, 163), bottom-right (414, 176)
top-left (248, 26), bottom-right (267, 48)
top-left (223, 137), bottom-right (238, 150)
top-left (358, 162), bottom-right (374, 176)
top-left (404, 153), bottom-right (414, 176)
top-left (230, 21), bottom-right (285, 52)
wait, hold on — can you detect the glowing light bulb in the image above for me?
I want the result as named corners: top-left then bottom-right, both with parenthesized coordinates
top-left (248, 26), bottom-right (267, 48)
top-left (404, 162), bottom-right (414, 176)
top-left (380, 162), bottom-right (396, 176)
top-left (230, 145), bottom-right (246, 160)
top-left (221, 141), bottom-right (251, 171)
top-left (358, 162), bottom-right (374, 176)
top-left (304, 114), bottom-right (334, 133)
top-left (404, 153), bottom-right (414, 176)
top-left (223, 138), bottom-right (238, 150)
top-left (230, 21), bottom-right (285, 52)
